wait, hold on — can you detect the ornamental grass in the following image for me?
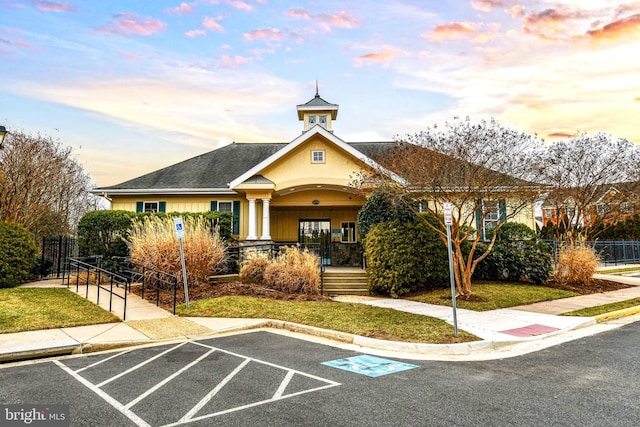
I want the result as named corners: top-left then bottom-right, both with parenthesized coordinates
top-left (241, 246), bottom-right (320, 294)
top-left (553, 237), bottom-right (600, 285)
top-left (129, 216), bottom-right (227, 286)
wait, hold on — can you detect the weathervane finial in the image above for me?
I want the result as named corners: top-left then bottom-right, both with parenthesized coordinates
top-left (315, 79), bottom-right (319, 97)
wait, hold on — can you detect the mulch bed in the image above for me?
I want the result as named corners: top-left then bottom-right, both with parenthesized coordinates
top-left (131, 281), bottom-right (332, 311)
top-left (542, 278), bottom-right (631, 295)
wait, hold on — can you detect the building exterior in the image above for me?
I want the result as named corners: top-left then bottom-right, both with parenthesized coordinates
top-left (93, 90), bottom-right (395, 266)
top-left (93, 90), bottom-right (537, 267)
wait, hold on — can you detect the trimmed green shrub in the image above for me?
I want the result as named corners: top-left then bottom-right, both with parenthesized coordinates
top-left (77, 210), bottom-right (233, 259)
top-left (474, 222), bottom-right (553, 284)
top-left (364, 220), bottom-right (449, 298)
top-left (77, 210), bottom-right (136, 257)
top-left (357, 190), bottom-right (418, 240)
top-left (0, 222), bottom-right (38, 288)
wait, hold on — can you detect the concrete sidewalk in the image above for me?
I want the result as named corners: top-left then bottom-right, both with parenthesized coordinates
top-left (2, 274), bottom-right (640, 363)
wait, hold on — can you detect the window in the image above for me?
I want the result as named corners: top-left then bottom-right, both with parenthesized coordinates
top-left (341, 222), bottom-right (356, 243)
top-left (477, 199), bottom-right (505, 240)
top-left (144, 202), bottom-right (159, 212)
top-left (319, 115), bottom-right (327, 128)
top-left (308, 115), bottom-right (316, 127)
top-left (311, 150), bottom-right (325, 163)
top-left (218, 201), bottom-right (233, 213)
top-left (211, 200), bottom-right (240, 235)
top-left (596, 204), bottom-right (611, 215)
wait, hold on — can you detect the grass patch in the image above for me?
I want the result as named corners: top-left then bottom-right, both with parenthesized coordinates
top-left (596, 267), bottom-right (640, 275)
top-left (0, 288), bottom-right (120, 334)
top-left (562, 298), bottom-right (640, 317)
top-left (177, 296), bottom-right (478, 344)
top-left (407, 283), bottom-right (579, 311)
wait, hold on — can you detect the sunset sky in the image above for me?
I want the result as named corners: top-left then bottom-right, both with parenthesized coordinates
top-left (1, 0), bottom-right (639, 186)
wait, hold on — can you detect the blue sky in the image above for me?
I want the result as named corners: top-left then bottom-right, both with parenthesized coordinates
top-left (1, 0), bottom-right (639, 186)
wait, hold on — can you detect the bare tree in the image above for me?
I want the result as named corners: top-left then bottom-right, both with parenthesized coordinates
top-left (0, 129), bottom-right (95, 239)
top-left (538, 132), bottom-right (640, 242)
top-left (361, 117), bottom-right (544, 297)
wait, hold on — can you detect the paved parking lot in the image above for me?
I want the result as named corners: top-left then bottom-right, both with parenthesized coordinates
top-left (1, 331), bottom-right (423, 426)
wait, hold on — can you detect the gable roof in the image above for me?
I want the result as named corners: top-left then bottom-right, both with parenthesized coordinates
top-left (92, 131), bottom-right (398, 196)
top-left (229, 126), bottom-right (395, 189)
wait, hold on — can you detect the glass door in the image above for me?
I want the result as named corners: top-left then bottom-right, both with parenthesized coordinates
top-left (298, 219), bottom-right (331, 265)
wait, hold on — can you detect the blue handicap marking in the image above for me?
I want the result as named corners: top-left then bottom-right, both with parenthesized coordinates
top-left (322, 355), bottom-right (419, 378)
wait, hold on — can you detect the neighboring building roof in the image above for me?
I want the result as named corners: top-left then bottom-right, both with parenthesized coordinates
top-left (92, 137), bottom-right (397, 195)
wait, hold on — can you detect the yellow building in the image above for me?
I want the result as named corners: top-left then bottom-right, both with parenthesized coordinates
top-left (93, 90), bottom-right (536, 267)
top-left (93, 90), bottom-right (392, 266)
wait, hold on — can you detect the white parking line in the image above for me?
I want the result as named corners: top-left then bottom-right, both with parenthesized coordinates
top-left (58, 340), bottom-right (341, 427)
top-left (54, 360), bottom-right (151, 427)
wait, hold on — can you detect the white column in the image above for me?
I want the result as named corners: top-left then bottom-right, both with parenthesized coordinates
top-left (260, 198), bottom-right (271, 240)
top-left (247, 198), bottom-right (258, 240)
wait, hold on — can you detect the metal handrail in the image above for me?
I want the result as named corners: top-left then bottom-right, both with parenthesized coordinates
top-left (65, 257), bottom-right (129, 320)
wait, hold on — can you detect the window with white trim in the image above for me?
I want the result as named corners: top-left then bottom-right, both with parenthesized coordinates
top-left (319, 115), bottom-right (327, 128)
top-left (341, 222), bottom-right (356, 243)
top-left (144, 202), bottom-right (159, 213)
top-left (308, 115), bottom-right (316, 127)
top-left (218, 201), bottom-right (233, 213)
top-left (311, 150), bottom-right (325, 163)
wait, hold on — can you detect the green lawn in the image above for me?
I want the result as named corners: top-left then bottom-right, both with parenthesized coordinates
top-left (563, 298), bottom-right (640, 317)
top-left (406, 283), bottom-right (579, 311)
top-left (177, 296), bottom-right (478, 344)
top-left (0, 288), bottom-right (120, 334)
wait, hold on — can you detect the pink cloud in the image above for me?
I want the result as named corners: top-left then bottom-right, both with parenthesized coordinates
top-left (317, 11), bottom-right (360, 30)
top-left (425, 22), bottom-right (477, 42)
top-left (522, 8), bottom-right (592, 40)
top-left (185, 29), bottom-right (206, 38)
top-left (243, 27), bottom-right (286, 43)
top-left (219, 54), bottom-right (251, 68)
top-left (95, 13), bottom-right (167, 37)
top-left (165, 2), bottom-right (196, 15)
top-left (470, 0), bottom-right (506, 12)
top-left (226, 0), bottom-right (252, 11)
top-left (32, 1), bottom-right (76, 13)
top-left (508, 5), bottom-right (525, 18)
top-left (587, 13), bottom-right (640, 43)
top-left (353, 50), bottom-right (397, 67)
top-left (286, 8), bottom-right (312, 19)
top-left (203, 16), bottom-right (224, 32)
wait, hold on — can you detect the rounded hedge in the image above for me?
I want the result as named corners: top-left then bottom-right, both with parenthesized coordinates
top-left (0, 222), bottom-right (38, 288)
top-left (357, 190), bottom-right (418, 241)
top-left (473, 222), bottom-right (553, 284)
top-left (364, 219), bottom-right (449, 298)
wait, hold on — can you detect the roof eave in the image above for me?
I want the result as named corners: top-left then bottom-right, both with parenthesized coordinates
top-left (90, 188), bottom-right (237, 196)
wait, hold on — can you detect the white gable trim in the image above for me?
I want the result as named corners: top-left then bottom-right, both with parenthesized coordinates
top-left (229, 126), bottom-right (404, 189)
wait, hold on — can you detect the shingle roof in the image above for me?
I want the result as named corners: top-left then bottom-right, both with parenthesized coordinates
top-left (97, 142), bottom-right (286, 191)
top-left (94, 141), bottom-right (396, 192)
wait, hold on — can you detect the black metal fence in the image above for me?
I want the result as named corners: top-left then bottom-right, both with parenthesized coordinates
top-left (40, 236), bottom-right (77, 278)
top-left (545, 239), bottom-right (640, 265)
top-left (224, 242), bottom-right (323, 274)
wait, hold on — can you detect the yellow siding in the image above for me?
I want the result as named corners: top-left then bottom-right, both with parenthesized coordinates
top-left (260, 135), bottom-right (367, 191)
top-left (271, 207), bottom-right (360, 242)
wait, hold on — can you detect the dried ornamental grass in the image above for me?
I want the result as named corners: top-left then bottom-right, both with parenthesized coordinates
top-left (239, 257), bottom-right (270, 286)
top-left (553, 241), bottom-right (599, 285)
top-left (129, 216), bottom-right (227, 286)
top-left (261, 246), bottom-right (320, 294)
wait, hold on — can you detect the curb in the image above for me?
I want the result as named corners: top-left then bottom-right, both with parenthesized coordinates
top-left (0, 344), bottom-right (81, 363)
top-left (593, 305), bottom-right (640, 322)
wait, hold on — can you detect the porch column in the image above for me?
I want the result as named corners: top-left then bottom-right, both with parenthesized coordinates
top-left (260, 198), bottom-right (271, 240)
top-left (247, 198), bottom-right (258, 240)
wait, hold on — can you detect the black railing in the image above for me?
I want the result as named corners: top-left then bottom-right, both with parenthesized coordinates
top-left (112, 257), bottom-right (180, 315)
top-left (65, 257), bottom-right (129, 320)
top-left (543, 239), bottom-right (640, 266)
top-left (40, 236), bottom-right (78, 278)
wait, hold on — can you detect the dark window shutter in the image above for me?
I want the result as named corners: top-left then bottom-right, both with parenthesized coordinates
top-left (136, 202), bottom-right (143, 213)
top-left (232, 200), bottom-right (240, 235)
top-left (210, 201), bottom-right (218, 211)
top-left (475, 202), bottom-right (483, 239)
top-left (499, 199), bottom-right (507, 221)
top-left (159, 201), bottom-right (166, 213)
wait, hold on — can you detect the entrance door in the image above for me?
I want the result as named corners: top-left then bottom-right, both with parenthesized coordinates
top-left (298, 219), bottom-right (331, 265)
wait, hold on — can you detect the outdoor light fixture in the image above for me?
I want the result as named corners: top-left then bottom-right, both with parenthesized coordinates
top-left (0, 125), bottom-right (6, 150)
